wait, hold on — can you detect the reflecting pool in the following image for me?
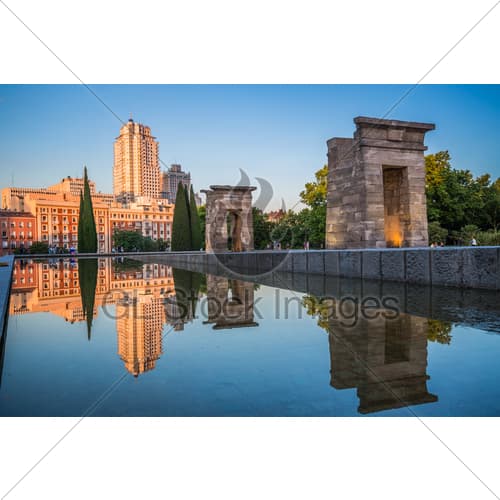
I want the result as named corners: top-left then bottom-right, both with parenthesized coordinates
top-left (2, 256), bottom-right (500, 416)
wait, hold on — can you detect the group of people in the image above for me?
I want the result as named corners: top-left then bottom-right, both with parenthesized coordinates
top-left (47, 245), bottom-right (76, 255)
top-left (430, 237), bottom-right (478, 248)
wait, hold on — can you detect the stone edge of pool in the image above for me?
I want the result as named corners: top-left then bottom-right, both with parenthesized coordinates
top-left (139, 247), bottom-right (500, 290)
top-left (0, 255), bottom-right (14, 343)
top-left (11, 246), bottom-right (500, 290)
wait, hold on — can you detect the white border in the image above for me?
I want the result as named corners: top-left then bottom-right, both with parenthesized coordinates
top-left (1, 0), bottom-right (500, 499)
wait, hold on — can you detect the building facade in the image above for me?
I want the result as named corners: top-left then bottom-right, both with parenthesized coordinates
top-left (160, 164), bottom-right (191, 202)
top-left (109, 198), bottom-right (173, 247)
top-left (113, 118), bottom-right (160, 202)
top-left (2, 177), bottom-right (173, 253)
top-left (0, 210), bottom-right (37, 254)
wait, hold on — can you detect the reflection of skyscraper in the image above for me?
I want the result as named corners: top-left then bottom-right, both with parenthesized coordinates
top-left (326, 307), bottom-right (437, 414)
top-left (116, 292), bottom-right (165, 376)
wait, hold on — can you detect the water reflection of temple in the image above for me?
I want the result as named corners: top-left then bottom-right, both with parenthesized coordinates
top-left (325, 304), bottom-right (438, 414)
top-left (10, 258), bottom-right (175, 376)
top-left (204, 275), bottom-right (258, 330)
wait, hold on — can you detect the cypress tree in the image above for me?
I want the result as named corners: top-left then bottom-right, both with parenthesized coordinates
top-left (171, 183), bottom-right (192, 251)
top-left (189, 185), bottom-right (202, 250)
top-left (78, 166), bottom-right (97, 253)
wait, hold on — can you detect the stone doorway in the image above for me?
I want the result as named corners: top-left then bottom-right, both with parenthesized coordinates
top-left (202, 185), bottom-right (256, 252)
top-left (383, 166), bottom-right (409, 248)
top-left (227, 211), bottom-right (243, 252)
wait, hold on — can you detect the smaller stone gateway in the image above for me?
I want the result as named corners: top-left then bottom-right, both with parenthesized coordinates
top-left (202, 185), bottom-right (256, 252)
top-left (326, 116), bottom-right (435, 249)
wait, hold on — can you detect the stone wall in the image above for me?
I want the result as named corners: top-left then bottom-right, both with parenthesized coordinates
top-left (139, 247), bottom-right (500, 291)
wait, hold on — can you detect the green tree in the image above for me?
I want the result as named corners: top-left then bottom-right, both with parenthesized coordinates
top-left (300, 165), bottom-right (328, 208)
top-left (270, 210), bottom-right (303, 248)
top-left (428, 221), bottom-right (448, 245)
top-left (253, 208), bottom-right (273, 249)
top-left (112, 230), bottom-right (167, 252)
top-left (171, 183), bottom-right (192, 251)
top-left (113, 230), bottom-right (144, 251)
top-left (198, 205), bottom-right (206, 248)
top-left (298, 165), bottom-right (328, 248)
top-left (29, 241), bottom-right (49, 254)
top-left (77, 166), bottom-right (97, 253)
top-left (189, 185), bottom-right (202, 250)
top-left (425, 151), bottom-right (500, 234)
top-left (483, 178), bottom-right (500, 231)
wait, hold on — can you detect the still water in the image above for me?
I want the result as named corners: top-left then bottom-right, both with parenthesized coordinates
top-left (1, 256), bottom-right (500, 417)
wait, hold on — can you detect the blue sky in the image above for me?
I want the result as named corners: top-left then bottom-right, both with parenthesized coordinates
top-left (0, 84), bottom-right (499, 210)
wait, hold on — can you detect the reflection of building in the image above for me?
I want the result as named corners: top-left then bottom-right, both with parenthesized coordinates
top-left (114, 119), bottom-right (160, 202)
top-left (160, 164), bottom-right (191, 203)
top-left (204, 275), bottom-right (258, 330)
top-left (0, 210), bottom-right (37, 254)
top-left (10, 258), bottom-right (104, 322)
top-left (326, 306), bottom-right (437, 414)
top-left (9, 258), bottom-right (175, 376)
top-left (116, 291), bottom-right (165, 376)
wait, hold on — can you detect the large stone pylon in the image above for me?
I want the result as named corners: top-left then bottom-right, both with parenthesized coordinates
top-left (326, 116), bottom-right (435, 249)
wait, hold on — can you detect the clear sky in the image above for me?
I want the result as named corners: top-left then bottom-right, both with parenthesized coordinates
top-left (1, 84), bottom-right (499, 210)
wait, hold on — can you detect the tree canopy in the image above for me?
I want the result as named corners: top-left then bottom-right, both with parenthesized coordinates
top-left (171, 183), bottom-right (203, 251)
top-left (425, 151), bottom-right (500, 243)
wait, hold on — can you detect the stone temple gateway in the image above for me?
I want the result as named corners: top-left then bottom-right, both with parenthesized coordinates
top-left (326, 116), bottom-right (435, 249)
top-left (202, 185), bottom-right (256, 252)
